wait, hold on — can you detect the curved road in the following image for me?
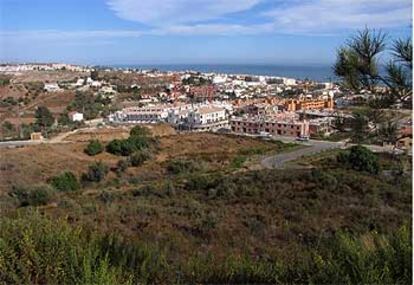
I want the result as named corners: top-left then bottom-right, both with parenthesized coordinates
top-left (261, 136), bottom-right (399, 169)
top-left (261, 139), bottom-right (344, 169)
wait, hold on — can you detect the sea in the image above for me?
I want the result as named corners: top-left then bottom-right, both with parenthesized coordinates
top-left (112, 64), bottom-right (336, 82)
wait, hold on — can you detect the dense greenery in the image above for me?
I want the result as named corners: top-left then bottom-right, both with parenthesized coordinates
top-left (0, 211), bottom-right (410, 284)
top-left (337, 145), bottom-right (380, 174)
top-left (84, 139), bottom-right (104, 156)
top-left (49, 171), bottom-right (80, 192)
top-left (106, 126), bottom-right (156, 156)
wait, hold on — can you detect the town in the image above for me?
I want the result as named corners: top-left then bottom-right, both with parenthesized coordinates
top-left (0, 63), bottom-right (411, 155)
top-left (0, 1), bottom-right (412, 280)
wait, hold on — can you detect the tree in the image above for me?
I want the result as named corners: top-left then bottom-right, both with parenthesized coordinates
top-left (334, 28), bottom-right (412, 105)
top-left (35, 106), bottom-right (54, 129)
top-left (337, 145), bottom-right (380, 174)
top-left (84, 139), bottom-right (104, 156)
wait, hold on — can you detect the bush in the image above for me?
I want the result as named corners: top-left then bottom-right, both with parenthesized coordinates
top-left (49, 171), bottom-right (80, 192)
top-left (116, 159), bottom-right (130, 173)
top-left (130, 125), bottom-right (151, 137)
top-left (82, 161), bottom-right (109, 183)
top-left (338, 145), bottom-right (380, 174)
top-left (166, 159), bottom-right (202, 175)
top-left (129, 150), bottom-right (152, 167)
top-left (10, 184), bottom-right (55, 206)
top-left (106, 137), bottom-right (150, 156)
top-left (84, 139), bottom-right (104, 156)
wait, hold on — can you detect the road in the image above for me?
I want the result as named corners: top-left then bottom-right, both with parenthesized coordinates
top-left (261, 136), bottom-right (400, 169)
top-left (261, 138), bottom-right (345, 169)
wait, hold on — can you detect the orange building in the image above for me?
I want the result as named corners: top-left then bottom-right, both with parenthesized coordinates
top-left (285, 97), bottom-right (334, 111)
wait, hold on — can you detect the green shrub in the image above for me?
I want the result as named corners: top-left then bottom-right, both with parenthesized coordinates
top-left (230, 155), bottom-right (247, 169)
top-left (10, 184), bottom-right (55, 206)
top-left (130, 125), bottom-right (151, 137)
top-left (0, 212), bottom-right (131, 284)
top-left (129, 150), bottom-right (152, 167)
top-left (82, 161), bottom-right (109, 183)
top-left (166, 159), bottom-right (202, 175)
top-left (106, 136), bottom-right (150, 156)
top-left (84, 139), bottom-right (104, 156)
top-left (338, 145), bottom-right (380, 174)
top-left (49, 171), bottom-right (80, 192)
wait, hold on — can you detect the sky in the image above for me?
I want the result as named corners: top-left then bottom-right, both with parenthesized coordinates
top-left (0, 0), bottom-right (412, 65)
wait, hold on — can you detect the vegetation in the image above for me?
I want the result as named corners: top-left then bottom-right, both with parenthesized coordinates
top-left (106, 126), bottom-right (155, 156)
top-left (49, 171), bottom-right (80, 192)
top-left (0, 208), bottom-right (410, 284)
top-left (129, 150), bottom-right (152, 167)
top-left (9, 185), bottom-right (55, 207)
top-left (0, 74), bottom-right (11, 86)
top-left (81, 161), bottom-right (109, 183)
top-left (334, 28), bottom-right (412, 107)
top-left (34, 106), bottom-right (54, 129)
top-left (337, 145), bottom-right (380, 174)
top-left (84, 139), bottom-right (104, 156)
top-left (166, 159), bottom-right (202, 174)
top-left (67, 91), bottom-right (111, 120)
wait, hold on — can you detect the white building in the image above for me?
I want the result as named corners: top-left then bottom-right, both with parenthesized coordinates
top-left (187, 106), bottom-right (229, 131)
top-left (44, 83), bottom-right (62, 92)
top-left (69, 111), bottom-right (84, 122)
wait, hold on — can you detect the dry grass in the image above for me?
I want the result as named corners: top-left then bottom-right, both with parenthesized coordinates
top-left (0, 132), bottom-right (277, 193)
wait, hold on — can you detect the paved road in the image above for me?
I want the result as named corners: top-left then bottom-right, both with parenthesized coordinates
top-left (261, 139), bottom-right (345, 169)
top-left (261, 136), bottom-right (401, 169)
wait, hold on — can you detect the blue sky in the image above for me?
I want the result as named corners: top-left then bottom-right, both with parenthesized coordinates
top-left (0, 0), bottom-right (412, 65)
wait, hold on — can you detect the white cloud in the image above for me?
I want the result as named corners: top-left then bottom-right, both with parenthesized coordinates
top-left (103, 0), bottom-right (411, 35)
top-left (265, 0), bottom-right (412, 33)
top-left (107, 0), bottom-right (261, 25)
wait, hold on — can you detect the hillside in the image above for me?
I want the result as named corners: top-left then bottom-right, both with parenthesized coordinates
top-left (0, 128), bottom-right (411, 284)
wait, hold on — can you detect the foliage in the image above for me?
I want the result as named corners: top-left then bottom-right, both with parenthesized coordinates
top-left (49, 171), bottom-right (80, 192)
top-left (115, 159), bottom-right (130, 174)
top-left (166, 159), bottom-right (202, 174)
top-left (106, 137), bottom-right (150, 156)
top-left (334, 28), bottom-right (412, 105)
top-left (81, 161), bottom-right (109, 183)
top-left (337, 145), bottom-right (380, 174)
top-left (377, 121), bottom-right (399, 146)
top-left (129, 125), bottom-right (151, 137)
top-left (34, 106), bottom-right (54, 129)
top-left (230, 155), bottom-right (247, 169)
top-left (0, 212), bottom-right (131, 284)
top-left (84, 139), bottom-right (104, 156)
top-left (129, 150), bottom-right (152, 167)
top-left (0, 74), bottom-right (11, 86)
top-left (106, 126), bottom-right (154, 156)
top-left (67, 91), bottom-right (109, 120)
top-left (0, 212), bottom-right (410, 284)
top-left (9, 185), bottom-right (55, 207)
top-left (1, 121), bottom-right (15, 137)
